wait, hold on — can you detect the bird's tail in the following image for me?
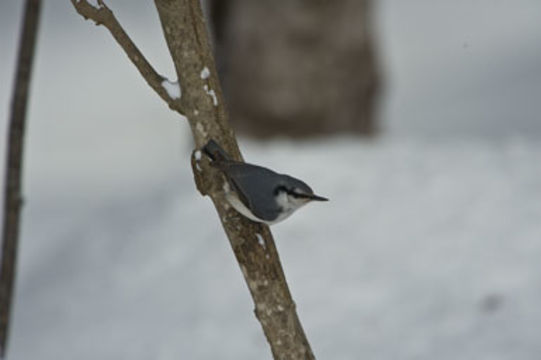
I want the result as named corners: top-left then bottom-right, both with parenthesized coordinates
top-left (202, 139), bottom-right (231, 162)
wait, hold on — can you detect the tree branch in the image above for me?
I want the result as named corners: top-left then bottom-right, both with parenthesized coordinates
top-left (70, 0), bottom-right (184, 113)
top-left (72, 1), bottom-right (316, 358)
top-left (0, 0), bottom-right (41, 358)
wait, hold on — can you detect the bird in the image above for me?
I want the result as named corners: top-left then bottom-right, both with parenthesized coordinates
top-left (202, 139), bottom-right (328, 225)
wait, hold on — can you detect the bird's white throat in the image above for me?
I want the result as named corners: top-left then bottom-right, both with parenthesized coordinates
top-left (275, 190), bottom-right (309, 214)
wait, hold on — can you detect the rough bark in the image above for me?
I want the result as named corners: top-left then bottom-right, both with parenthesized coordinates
top-left (211, 0), bottom-right (380, 138)
top-left (71, 1), bottom-right (315, 359)
top-left (0, 0), bottom-right (41, 357)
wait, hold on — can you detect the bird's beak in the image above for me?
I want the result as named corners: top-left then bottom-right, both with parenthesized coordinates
top-left (308, 194), bottom-right (329, 201)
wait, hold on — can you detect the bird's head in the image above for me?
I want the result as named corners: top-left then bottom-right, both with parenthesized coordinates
top-left (274, 176), bottom-right (328, 211)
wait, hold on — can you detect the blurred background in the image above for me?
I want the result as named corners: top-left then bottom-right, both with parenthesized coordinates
top-left (1, 0), bottom-right (541, 359)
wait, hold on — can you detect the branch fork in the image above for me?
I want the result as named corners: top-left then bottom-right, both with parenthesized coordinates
top-left (71, 0), bottom-right (184, 113)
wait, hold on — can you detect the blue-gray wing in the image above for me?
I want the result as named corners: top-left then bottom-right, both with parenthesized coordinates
top-left (214, 161), bottom-right (282, 222)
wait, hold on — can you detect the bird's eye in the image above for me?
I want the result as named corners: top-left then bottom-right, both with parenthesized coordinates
top-left (274, 185), bottom-right (288, 195)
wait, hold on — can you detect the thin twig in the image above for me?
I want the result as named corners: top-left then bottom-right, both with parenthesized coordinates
top-left (70, 0), bottom-right (184, 114)
top-left (0, 0), bottom-right (42, 357)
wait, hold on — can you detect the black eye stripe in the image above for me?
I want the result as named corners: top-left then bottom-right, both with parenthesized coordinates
top-left (275, 186), bottom-right (311, 198)
top-left (290, 191), bottom-right (310, 199)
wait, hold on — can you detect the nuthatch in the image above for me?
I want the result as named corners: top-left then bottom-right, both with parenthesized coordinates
top-left (202, 139), bottom-right (328, 225)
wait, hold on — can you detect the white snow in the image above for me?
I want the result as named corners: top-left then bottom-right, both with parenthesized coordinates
top-left (9, 136), bottom-right (541, 360)
top-left (203, 84), bottom-right (218, 106)
top-left (256, 233), bottom-right (265, 248)
top-left (161, 79), bottom-right (181, 99)
top-left (200, 67), bottom-right (210, 80)
top-left (80, 0), bottom-right (102, 9)
top-left (195, 122), bottom-right (207, 137)
top-left (194, 150), bottom-right (202, 171)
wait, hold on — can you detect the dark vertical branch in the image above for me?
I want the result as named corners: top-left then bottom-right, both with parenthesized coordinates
top-left (0, 0), bottom-right (42, 357)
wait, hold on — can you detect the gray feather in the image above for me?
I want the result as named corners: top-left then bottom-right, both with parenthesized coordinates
top-left (216, 161), bottom-right (284, 221)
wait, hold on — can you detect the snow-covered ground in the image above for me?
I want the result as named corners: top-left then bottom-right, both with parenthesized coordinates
top-left (10, 137), bottom-right (541, 360)
top-left (1, 1), bottom-right (541, 360)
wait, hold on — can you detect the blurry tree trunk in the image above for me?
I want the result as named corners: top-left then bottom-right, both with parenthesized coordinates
top-left (209, 0), bottom-right (380, 138)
